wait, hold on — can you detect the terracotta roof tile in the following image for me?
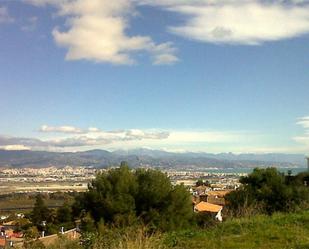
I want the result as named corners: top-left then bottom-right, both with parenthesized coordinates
top-left (195, 201), bottom-right (222, 213)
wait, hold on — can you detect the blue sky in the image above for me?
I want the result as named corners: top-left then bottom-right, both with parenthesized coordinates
top-left (0, 0), bottom-right (309, 153)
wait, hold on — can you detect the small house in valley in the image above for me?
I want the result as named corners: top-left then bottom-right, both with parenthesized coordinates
top-left (194, 201), bottom-right (223, 221)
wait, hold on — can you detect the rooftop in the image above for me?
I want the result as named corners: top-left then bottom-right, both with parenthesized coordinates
top-left (195, 201), bottom-right (222, 213)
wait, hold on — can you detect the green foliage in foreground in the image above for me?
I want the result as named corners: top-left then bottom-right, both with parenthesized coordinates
top-left (73, 165), bottom-right (193, 231)
top-left (165, 210), bottom-right (309, 249)
top-left (226, 168), bottom-right (309, 216)
top-left (37, 210), bottom-right (309, 249)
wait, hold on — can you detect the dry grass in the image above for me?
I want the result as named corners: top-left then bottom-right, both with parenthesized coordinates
top-left (92, 228), bottom-right (166, 249)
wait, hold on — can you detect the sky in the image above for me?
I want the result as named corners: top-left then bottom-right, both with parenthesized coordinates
top-left (0, 0), bottom-right (309, 154)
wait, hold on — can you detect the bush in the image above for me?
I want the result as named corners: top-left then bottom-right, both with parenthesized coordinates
top-left (226, 168), bottom-right (309, 216)
top-left (195, 212), bottom-right (219, 229)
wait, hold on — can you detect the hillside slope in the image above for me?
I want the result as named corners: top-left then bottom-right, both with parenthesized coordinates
top-left (0, 149), bottom-right (304, 168)
top-left (166, 211), bottom-right (309, 249)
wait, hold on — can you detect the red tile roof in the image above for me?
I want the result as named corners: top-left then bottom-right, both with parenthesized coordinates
top-left (195, 201), bottom-right (222, 213)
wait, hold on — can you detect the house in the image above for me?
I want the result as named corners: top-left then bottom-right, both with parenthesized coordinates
top-left (194, 201), bottom-right (223, 221)
top-left (193, 186), bottom-right (212, 196)
top-left (205, 190), bottom-right (232, 206)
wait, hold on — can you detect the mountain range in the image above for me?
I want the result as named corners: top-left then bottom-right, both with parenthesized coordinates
top-left (0, 149), bottom-right (306, 169)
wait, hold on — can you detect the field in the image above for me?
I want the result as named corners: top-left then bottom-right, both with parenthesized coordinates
top-left (0, 181), bottom-right (88, 195)
top-left (0, 191), bottom-right (76, 214)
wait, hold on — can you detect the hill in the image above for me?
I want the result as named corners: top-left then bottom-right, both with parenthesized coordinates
top-left (43, 211), bottom-right (309, 249)
top-left (164, 211), bottom-right (309, 249)
top-left (0, 148), bottom-right (305, 169)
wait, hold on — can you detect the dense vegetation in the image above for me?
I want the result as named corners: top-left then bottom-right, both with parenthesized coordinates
top-left (27, 211), bottom-right (309, 249)
top-left (8, 165), bottom-right (309, 248)
top-left (0, 192), bottom-right (74, 212)
top-left (73, 163), bottom-right (193, 231)
top-left (226, 168), bottom-right (309, 216)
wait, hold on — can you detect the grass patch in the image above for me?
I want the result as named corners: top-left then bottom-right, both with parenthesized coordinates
top-left (164, 211), bottom-right (309, 249)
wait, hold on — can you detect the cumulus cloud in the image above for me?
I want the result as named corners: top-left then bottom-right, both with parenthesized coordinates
top-left (23, 0), bottom-right (309, 61)
top-left (25, 0), bottom-right (178, 65)
top-left (0, 6), bottom-right (14, 24)
top-left (141, 0), bottom-right (309, 45)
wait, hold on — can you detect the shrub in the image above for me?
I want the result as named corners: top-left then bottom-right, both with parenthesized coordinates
top-left (226, 168), bottom-right (309, 216)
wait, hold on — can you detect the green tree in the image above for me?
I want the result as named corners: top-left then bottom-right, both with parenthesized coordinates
top-left (226, 168), bottom-right (309, 215)
top-left (135, 169), bottom-right (192, 230)
top-left (196, 179), bottom-right (204, 187)
top-left (57, 202), bottom-right (72, 223)
top-left (13, 218), bottom-right (32, 233)
top-left (31, 195), bottom-right (50, 229)
top-left (23, 226), bottom-right (40, 240)
top-left (76, 165), bottom-right (138, 227)
top-left (72, 164), bottom-right (193, 231)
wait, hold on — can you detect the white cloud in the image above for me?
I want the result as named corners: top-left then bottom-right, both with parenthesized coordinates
top-left (153, 53), bottom-right (179, 65)
top-left (88, 127), bottom-right (100, 133)
top-left (151, 42), bottom-right (179, 65)
top-left (0, 145), bottom-right (31, 151)
top-left (0, 6), bottom-right (14, 24)
top-left (0, 126), bottom-right (170, 150)
top-left (24, 0), bottom-right (309, 61)
top-left (296, 116), bottom-right (309, 129)
top-left (141, 0), bottom-right (309, 45)
top-left (104, 130), bottom-right (258, 152)
top-left (26, 0), bottom-right (178, 65)
top-left (0, 128), bottom-right (243, 151)
top-left (40, 125), bottom-right (85, 134)
top-left (1, 127), bottom-right (305, 153)
top-left (293, 116), bottom-right (309, 147)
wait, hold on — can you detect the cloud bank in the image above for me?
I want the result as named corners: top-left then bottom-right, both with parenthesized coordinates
top-left (1, 124), bottom-right (303, 153)
top-left (0, 124), bottom-right (265, 153)
top-left (0, 126), bottom-right (170, 150)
